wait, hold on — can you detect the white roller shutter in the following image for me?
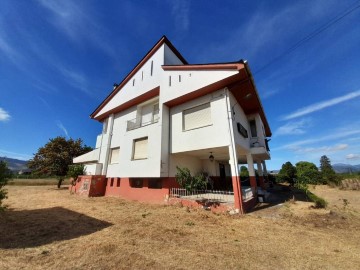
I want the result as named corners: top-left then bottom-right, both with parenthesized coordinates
top-left (183, 103), bottom-right (212, 131)
top-left (109, 148), bottom-right (120, 164)
top-left (133, 137), bottom-right (148, 160)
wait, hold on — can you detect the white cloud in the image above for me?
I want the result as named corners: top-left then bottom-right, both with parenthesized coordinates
top-left (0, 149), bottom-right (32, 160)
top-left (0, 107), bottom-right (10, 122)
top-left (274, 118), bottom-right (311, 136)
top-left (56, 121), bottom-right (69, 138)
top-left (282, 90), bottom-right (360, 120)
top-left (58, 66), bottom-right (92, 96)
top-left (37, 0), bottom-right (115, 57)
top-left (272, 128), bottom-right (360, 151)
top-left (346, 154), bottom-right (360, 160)
top-left (291, 144), bottom-right (348, 154)
top-left (170, 0), bottom-right (191, 32)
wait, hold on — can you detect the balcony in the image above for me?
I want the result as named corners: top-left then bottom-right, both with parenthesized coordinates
top-left (127, 110), bottom-right (160, 131)
top-left (250, 137), bottom-right (270, 160)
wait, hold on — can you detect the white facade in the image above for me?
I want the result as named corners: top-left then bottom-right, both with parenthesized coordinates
top-left (74, 36), bottom-right (271, 182)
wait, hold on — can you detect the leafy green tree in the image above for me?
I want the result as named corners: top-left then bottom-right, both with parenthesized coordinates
top-left (319, 155), bottom-right (338, 185)
top-left (295, 161), bottom-right (321, 185)
top-left (278, 161), bottom-right (296, 185)
top-left (0, 161), bottom-right (12, 209)
top-left (28, 137), bottom-right (92, 188)
top-left (240, 166), bottom-right (249, 179)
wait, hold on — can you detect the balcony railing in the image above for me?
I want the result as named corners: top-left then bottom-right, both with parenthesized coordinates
top-left (126, 110), bottom-right (159, 131)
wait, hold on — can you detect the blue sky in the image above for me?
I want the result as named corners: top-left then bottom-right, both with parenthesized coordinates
top-left (1, 0), bottom-right (360, 170)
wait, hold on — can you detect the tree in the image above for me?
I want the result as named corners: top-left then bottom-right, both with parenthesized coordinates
top-left (67, 164), bottom-right (86, 185)
top-left (295, 161), bottom-right (321, 185)
top-left (319, 155), bottom-right (338, 185)
top-left (28, 137), bottom-right (92, 188)
top-left (240, 166), bottom-right (249, 179)
top-left (278, 161), bottom-right (296, 185)
top-left (0, 161), bottom-right (12, 209)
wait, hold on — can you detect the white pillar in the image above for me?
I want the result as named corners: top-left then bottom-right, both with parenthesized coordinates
top-left (246, 153), bottom-right (257, 193)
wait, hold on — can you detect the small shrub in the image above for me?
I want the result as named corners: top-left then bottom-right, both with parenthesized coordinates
top-left (185, 221), bottom-right (195, 226)
top-left (0, 161), bottom-right (12, 209)
top-left (307, 192), bottom-right (327, 208)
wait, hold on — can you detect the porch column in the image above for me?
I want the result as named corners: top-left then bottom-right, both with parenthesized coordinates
top-left (246, 153), bottom-right (257, 194)
top-left (229, 146), bottom-right (243, 214)
top-left (262, 160), bottom-right (268, 179)
top-left (257, 161), bottom-right (265, 188)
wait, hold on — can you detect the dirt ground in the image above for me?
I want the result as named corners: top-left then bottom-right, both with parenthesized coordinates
top-left (0, 185), bottom-right (359, 270)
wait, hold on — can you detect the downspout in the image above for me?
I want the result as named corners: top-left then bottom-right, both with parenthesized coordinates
top-left (225, 88), bottom-right (243, 214)
top-left (102, 114), bottom-right (114, 176)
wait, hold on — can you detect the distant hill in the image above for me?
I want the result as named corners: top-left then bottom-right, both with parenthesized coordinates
top-left (332, 163), bottom-right (360, 174)
top-left (0, 157), bottom-right (29, 173)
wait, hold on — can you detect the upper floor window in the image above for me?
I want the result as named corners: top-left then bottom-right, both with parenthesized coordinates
top-left (132, 137), bottom-right (148, 160)
top-left (183, 103), bottom-right (212, 131)
top-left (109, 147), bottom-right (120, 164)
top-left (249, 120), bottom-right (257, 137)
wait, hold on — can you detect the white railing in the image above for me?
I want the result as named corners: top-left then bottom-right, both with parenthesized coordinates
top-left (126, 110), bottom-right (160, 131)
top-left (169, 188), bottom-right (235, 203)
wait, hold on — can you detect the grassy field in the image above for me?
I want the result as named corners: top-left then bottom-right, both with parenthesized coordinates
top-left (0, 185), bottom-right (359, 269)
top-left (7, 178), bottom-right (71, 186)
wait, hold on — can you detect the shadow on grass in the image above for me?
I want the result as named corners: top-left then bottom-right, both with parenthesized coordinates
top-left (248, 184), bottom-right (309, 213)
top-left (0, 207), bottom-right (112, 249)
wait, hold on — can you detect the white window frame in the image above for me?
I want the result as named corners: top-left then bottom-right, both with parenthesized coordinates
top-left (109, 147), bottom-right (120, 164)
top-left (132, 137), bottom-right (148, 160)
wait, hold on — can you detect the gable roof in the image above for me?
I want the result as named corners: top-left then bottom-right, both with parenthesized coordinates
top-left (90, 36), bottom-right (187, 119)
top-left (162, 60), bottom-right (272, 137)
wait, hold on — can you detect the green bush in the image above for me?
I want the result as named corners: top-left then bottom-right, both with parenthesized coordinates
top-left (0, 161), bottom-right (12, 209)
top-left (307, 192), bottom-right (328, 208)
top-left (175, 167), bottom-right (208, 192)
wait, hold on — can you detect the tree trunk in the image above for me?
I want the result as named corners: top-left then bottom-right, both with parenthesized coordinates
top-left (57, 178), bottom-right (63, 189)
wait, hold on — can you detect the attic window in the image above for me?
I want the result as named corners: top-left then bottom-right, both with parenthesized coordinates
top-left (133, 79), bottom-right (135, 86)
top-left (179, 75), bottom-right (181, 82)
top-left (151, 61), bottom-right (153, 76)
top-left (142, 71), bottom-right (144, 81)
top-left (169, 76), bottom-right (171, 86)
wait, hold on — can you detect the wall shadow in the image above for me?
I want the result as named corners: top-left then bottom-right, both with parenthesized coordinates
top-left (248, 184), bottom-right (309, 213)
top-left (0, 207), bottom-right (112, 249)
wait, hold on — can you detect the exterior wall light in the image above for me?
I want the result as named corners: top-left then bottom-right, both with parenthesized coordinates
top-left (209, 152), bottom-right (214, 162)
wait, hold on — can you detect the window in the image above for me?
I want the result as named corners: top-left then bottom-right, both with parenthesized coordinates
top-left (153, 103), bottom-right (159, 122)
top-left (116, 178), bottom-right (120, 187)
top-left (249, 120), bottom-right (257, 137)
top-left (169, 75), bottom-right (171, 86)
top-left (183, 103), bottom-right (212, 131)
top-left (130, 178), bottom-right (143, 188)
top-left (109, 147), bottom-right (120, 164)
top-left (150, 60), bottom-right (153, 76)
top-left (110, 178), bottom-right (114, 187)
top-left (132, 137), bottom-right (148, 160)
top-left (148, 178), bottom-right (162, 189)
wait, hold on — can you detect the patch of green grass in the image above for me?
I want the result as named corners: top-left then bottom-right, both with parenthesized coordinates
top-left (307, 192), bottom-right (327, 208)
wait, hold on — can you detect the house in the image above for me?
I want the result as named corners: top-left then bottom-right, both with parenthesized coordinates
top-left (73, 36), bottom-right (272, 214)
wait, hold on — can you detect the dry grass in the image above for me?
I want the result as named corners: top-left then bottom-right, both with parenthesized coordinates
top-left (0, 185), bottom-right (359, 270)
top-left (340, 179), bottom-right (360, 190)
top-left (7, 178), bottom-right (71, 186)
